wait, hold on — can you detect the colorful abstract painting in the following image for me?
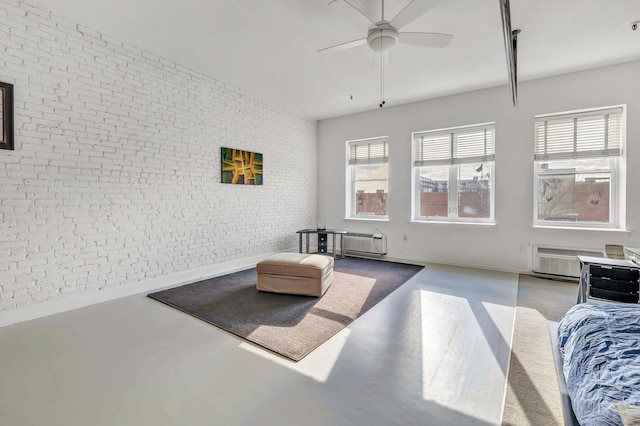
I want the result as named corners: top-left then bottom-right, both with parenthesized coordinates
top-left (221, 147), bottom-right (263, 185)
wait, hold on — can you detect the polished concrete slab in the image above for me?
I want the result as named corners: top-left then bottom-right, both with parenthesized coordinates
top-left (0, 263), bottom-right (518, 426)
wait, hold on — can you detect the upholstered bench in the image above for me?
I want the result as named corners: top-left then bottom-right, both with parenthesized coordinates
top-left (256, 253), bottom-right (334, 297)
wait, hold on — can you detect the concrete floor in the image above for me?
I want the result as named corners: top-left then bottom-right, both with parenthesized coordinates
top-left (0, 263), bottom-right (518, 426)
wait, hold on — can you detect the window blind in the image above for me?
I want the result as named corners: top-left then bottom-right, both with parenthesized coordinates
top-left (348, 137), bottom-right (388, 165)
top-left (413, 123), bottom-right (495, 166)
top-left (534, 107), bottom-right (623, 161)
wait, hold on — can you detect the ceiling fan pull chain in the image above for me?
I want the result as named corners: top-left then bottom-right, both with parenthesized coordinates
top-left (379, 52), bottom-right (386, 108)
top-left (379, 52), bottom-right (383, 107)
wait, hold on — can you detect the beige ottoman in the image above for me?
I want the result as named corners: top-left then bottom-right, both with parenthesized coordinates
top-left (256, 253), bottom-right (334, 297)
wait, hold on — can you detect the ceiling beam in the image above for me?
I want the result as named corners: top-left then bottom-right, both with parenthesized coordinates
top-left (499, 0), bottom-right (519, 106)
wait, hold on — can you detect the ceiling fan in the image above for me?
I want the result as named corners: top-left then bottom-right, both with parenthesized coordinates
top-left (319, 0), bottom-right (453, 107)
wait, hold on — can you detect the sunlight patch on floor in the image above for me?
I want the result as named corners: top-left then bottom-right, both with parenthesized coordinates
top-left (420, 289), bottom-right (471, 403)
top-left (238, 328), bottom-right (352, 383)
top-left (419, 288), bottom-right (509, 425)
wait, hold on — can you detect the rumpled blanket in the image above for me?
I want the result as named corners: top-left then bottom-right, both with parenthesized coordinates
top-left (559, 303), bottom-right (640, 426)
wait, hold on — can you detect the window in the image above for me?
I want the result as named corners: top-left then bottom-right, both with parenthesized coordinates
top-left (412, 123), bottom-right (495, 223)
top-left (534, 106), bottom-right (625, 228)
top-left (347, 137), bottom-right (389, 219)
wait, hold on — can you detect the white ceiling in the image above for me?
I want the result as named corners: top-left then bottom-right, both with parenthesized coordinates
top-left (26, 0), bottom-right (640, 120)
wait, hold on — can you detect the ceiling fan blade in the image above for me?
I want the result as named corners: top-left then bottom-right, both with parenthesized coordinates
top-left (329, 0), bottom-right (376, 24)
top-left (389, 0), bottom-right (441, 30)
top-left (317, 38), bottom-right (367, 53)
top-left (399, 32), bottom-right (453, 48)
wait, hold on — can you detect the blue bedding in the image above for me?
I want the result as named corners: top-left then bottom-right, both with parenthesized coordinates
top-left (558, 303), bottom-right (640, 425)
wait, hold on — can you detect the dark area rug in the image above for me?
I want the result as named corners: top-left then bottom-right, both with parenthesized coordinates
top-left (148, 257), bottom-right (423, 361)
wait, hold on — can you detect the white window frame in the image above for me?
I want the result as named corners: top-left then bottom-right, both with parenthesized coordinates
top-left (411, 123), bottom-right (495, 224)
top-left (532, 105), bottom-right (626, 229)
top-left (346, 136), bottom-right (389, 221)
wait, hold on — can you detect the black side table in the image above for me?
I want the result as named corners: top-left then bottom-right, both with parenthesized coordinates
top-left (296, 229), bottom-right (347, 258)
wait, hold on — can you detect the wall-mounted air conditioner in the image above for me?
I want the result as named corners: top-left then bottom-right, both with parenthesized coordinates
top-left (344, 232), bottom-right (387, 256)
top-left (532, 245), bottom-right (604, 280)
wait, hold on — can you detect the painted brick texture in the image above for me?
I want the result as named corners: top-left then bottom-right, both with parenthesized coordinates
top-left (0, 0), bottom-right (318, 310)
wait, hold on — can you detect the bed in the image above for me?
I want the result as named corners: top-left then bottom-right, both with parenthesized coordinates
top-left (554, 303), bottom-right (640, 425)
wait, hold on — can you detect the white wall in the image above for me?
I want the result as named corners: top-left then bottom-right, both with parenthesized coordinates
top-left (318, 60), bottom-right (640, 273)
top-left (0, 0), bottom-right (318, 312)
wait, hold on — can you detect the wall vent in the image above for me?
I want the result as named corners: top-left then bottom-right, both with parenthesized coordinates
top-left (344, 232), bottom-right (387, 256)
top-left (532, 245), bottom-right (604, 279)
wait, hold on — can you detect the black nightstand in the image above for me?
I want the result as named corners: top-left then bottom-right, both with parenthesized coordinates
top-left (577, 256), bottom-right (640, 304)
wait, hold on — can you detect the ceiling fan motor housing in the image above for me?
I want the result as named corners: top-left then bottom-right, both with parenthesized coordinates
top-left (367, 22), bottom-right (399, 52)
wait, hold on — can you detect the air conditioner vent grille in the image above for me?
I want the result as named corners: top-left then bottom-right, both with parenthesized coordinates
top-left (537, 247), bottom-right (603, 257)
top-left (346, 232), bottom-right (375, 238)
top-left (533, 245), bottom-right (605, 279)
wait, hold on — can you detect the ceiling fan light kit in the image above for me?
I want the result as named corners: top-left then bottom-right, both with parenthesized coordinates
top-left (367, 23), bottom-right (399, 52)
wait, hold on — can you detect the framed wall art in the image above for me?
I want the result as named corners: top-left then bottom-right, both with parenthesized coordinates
top-left (0, 81), bottom-right (14, 151)
top-left (221, 147), bottom-right (263, 185)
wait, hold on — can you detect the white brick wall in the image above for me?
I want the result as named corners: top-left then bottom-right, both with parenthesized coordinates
top-left (0, 0), bottom-right (318, 311)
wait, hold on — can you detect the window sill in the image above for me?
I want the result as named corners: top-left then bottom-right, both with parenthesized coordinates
top-left (345, 217), bottom-right (389, 222)
top-left (411, 220), bottom-right (496, 228)
top-left (532, 225), bottom-right (630, 233)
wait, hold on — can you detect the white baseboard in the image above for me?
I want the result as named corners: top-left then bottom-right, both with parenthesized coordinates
top-left (383, 253), bottom-right (529, 275)
top-left (0, 249), bottom-right (296, 328)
